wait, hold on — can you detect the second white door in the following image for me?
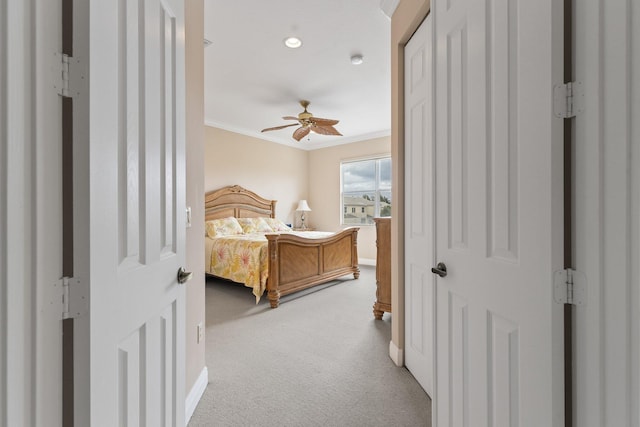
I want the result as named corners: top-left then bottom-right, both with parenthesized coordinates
top-left (432, 0), bottom-right (565, 424)
top-left (404, 13), bottom-right (435, 398)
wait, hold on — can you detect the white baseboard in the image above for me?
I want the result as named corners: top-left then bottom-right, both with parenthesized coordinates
top-left (389, 341), bottom-right (404, 367)
top-left (185, 366), bottom-right (208, 425)
top-left (359, 258), bottom-right (376, 266)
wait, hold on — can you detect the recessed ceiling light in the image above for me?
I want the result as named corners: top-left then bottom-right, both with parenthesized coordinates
top-left (350, 54), bottom-right (364, 65)
top-left (284, 37), bottom-right (303, 49)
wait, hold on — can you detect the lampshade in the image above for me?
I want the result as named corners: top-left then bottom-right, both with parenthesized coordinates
top-left (296, 200), bottom-right (311, 212)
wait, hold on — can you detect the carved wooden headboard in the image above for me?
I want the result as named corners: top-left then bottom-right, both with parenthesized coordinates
top-left (204, 185), bottom-right (277, 221)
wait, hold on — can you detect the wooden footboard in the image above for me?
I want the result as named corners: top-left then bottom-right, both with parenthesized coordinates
top-left (265, 227), bottom-right (360, 308)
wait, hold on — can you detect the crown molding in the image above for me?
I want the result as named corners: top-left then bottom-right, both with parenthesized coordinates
top-left (204, 120), bottom-right (390, 151)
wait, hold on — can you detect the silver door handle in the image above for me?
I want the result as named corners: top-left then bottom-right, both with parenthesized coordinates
top-left (177, 267), bottom-right (193, 284)
top-left (431, 262), bottom-right (447, 278)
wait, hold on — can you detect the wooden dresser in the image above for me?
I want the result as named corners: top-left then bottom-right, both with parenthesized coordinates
top-left (373, 217), bottom-right (391, 319)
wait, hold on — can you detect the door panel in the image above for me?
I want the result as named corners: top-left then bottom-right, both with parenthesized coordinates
top-left (160, 6), bottom-right (177, 256)
top-left (448, 292), bottom-right (469, 426)
top-left (446, 23), bottom-right (469, 251)
top-left (82, 0), bottom-right (186, 424)
top-left (118, 0), bottom-right (143, 268)
top-left (404, 15), bottom-right (435, 397)
top-left (488, 312), bottom-right (519, 424)
top-left (433, 0), bottom-right (564, 425)
top-left (487, 0), bottom-right (519, 263)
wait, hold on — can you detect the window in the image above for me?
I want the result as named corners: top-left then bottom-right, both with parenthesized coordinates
top-left (341, 156), bottom-right (391, 225)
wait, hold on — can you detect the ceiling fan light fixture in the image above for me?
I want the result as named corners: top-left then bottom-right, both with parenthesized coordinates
top-left (350, 54), bottom-right (364, 65)
top-left (261, 100), bottom-right (343, 141)
top-left (284, 37), bottom-right (303, 49)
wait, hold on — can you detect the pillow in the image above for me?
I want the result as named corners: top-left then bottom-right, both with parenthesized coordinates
top-left (237, 217), bottom-right (273, 234)
top-left (205, 217), bottom-right (243, 238)
top-left (264, 218), bottom-right (292, 232)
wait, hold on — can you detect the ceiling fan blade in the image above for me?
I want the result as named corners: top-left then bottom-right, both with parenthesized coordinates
top-left (311, 117), bottom-right (339, 126)
top-left (282, 116), bottom-right (300, 121)
top-left (311, 125), bottom-right (343, 136)
top-left (261, 123), bottom-right (299, 132)
top-left (293, 126), bottom-right (311, 141)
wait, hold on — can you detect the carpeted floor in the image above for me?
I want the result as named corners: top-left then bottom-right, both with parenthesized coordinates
top-left (188, 265), bottom-right (431, 427)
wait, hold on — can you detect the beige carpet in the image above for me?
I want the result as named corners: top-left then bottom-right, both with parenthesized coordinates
top-left (188, 265), bottom-right (431, 427)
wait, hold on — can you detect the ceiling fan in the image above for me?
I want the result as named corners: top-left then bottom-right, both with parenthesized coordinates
top-left (261, 100), bottom-right (343, 141)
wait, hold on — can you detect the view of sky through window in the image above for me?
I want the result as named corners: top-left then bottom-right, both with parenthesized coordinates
top-left (341, 157), bottom-right (391, 225)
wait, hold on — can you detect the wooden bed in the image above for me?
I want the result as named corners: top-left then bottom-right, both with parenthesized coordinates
top-left (205, 185), bottom-right (360, 308)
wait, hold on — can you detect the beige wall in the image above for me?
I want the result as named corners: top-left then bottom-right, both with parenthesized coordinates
top-left (308, 137), bottom-right (391, 262)
top-left (185, 0), bottom-right (206, 395)
top-left (390, 1), bottom-right (430, 354)
top-left (203, 127), bottom-right (389, 261)
top-left (204, 127), bottom-right (309, 224)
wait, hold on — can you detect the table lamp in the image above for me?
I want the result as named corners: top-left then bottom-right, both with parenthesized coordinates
top-left (296, 200), bottom-right (312, 230)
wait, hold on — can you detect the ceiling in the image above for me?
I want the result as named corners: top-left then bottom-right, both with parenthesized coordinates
top-left (203, 0), bottom-right (393, 150)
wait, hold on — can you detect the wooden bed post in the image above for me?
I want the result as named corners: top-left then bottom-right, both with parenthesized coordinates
top-left (267, 236), bottom-right (281, 308)
top-left (352, 231), bottom-right (360, 279)
top-left (270, 200), bottom-right (276, 218)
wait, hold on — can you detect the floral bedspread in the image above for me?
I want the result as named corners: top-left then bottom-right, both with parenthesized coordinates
top-left (208, 234), bottom-right (269, 303)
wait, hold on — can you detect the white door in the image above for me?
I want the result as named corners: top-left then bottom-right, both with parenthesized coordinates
top-left (404, 15), bottom-right (435, 397)
top-left (76, 0), bottom-right (187, 424)
top-left (432, 0), bottom-right (565, 425)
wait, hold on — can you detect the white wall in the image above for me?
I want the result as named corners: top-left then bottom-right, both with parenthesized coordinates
top-left (2, 0), bottom-right (65, 425)
top-left (1, 2), bottom-right (37, 424)
top-left (574, 0), bottom-right (640, 424)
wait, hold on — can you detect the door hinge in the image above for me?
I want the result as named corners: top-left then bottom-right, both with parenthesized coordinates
top-left (554, 81), bottom-right (584, 118)
top-left (60, 276), bottom-right (87, 319)
top-left (54, 53), bottom-right (85, 98)
top-left (554, 268), bottom-right (587, 306)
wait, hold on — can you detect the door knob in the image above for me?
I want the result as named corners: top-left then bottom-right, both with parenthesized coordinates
top-left (177, 267), bottom-right (193, 284)
top-left (431, 262), bottom-right (447, 278)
